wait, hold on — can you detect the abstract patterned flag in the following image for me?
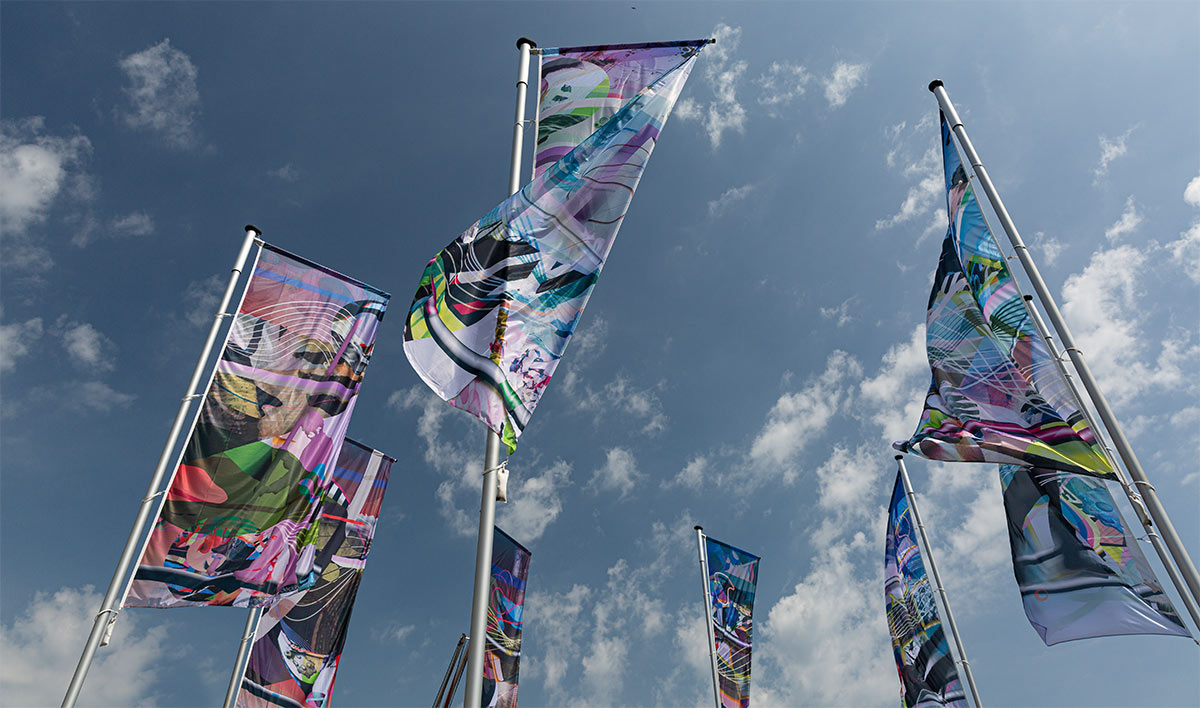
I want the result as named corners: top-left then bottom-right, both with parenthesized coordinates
top-left (894, 114), bottom-right (1113, 477)
top-left (535, 39), bottom-right (709, 178)
top-left (237, 438), bottom-right (394, 708)
top-left (403, 41), bottom-right (704, 453)
top-left (483, 527), bottom-right (531, 708)
top-left (999, 464), bottom-right (1188, 645)
top-left (705, 535), bottom-right (759, 708)
top-left (885, 473), bottom-right (967, 708)
top-left (127, 244), bottom-right (389, 609)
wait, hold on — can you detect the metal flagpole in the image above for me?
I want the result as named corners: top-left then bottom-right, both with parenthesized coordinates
top-left (221, 605), bottom-right (265, 708)
top-left (694, 526), bottom-right (722, 708)
top-left (434, 634), bottom-right (469, 708)
top-left (62, 225), bottom-right (262, 708)
top-left (929, 80), bottom-right (1200, 609)
top-left (463, 37), bottom-right (535, 708)
top-left (1018, 294), bottom-right (1200, 632)
top-left (444, 642), bottom-right (470, 708)
top-left (896, 456), bottom-right (983, 708)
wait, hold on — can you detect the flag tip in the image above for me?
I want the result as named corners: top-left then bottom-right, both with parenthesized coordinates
top-left (245, 224), bottom-right (262, 237)
top-left (517, 37), bottom-right (537, 49)
top-left (928, 80), bottom-right (944, 93)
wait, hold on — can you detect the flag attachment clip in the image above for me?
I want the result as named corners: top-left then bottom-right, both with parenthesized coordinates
top-left (485, 459), bottom-right (510, 503)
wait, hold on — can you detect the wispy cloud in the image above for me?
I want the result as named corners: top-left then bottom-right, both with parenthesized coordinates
top-left (1093, 125), bottom-right (1136, 182)
top-left (73, 210), bottom-right (156, 246)
top-left (1104, 195), bottom-right (1141, 241)
top-left (590, 446), bottom-right (641, 498)
top-left (1035, 231), bottom-right (1066, 266)
top-left (55, 316), bottom-right (117, 371)
top-left (756, 61), bottom-right (812, 117)
top-left (822, 61), bottom-right (869, 109)
top-left (0, 314), bottom-right (44, 374)
top-left (674, 24), bottom-right (747, 149)
top-left (118, 38), bottom-right (201, 150)
top-left (268, 163), bottom-right (300, 182)
top-left (1172, 175), bottom-right (1200, 283)
top-left (876, 145), bottom-right (942, 232)
top-left (819, 296), bottom-right (857, 328)
top-left (707, 183), bottom-right (755, 217)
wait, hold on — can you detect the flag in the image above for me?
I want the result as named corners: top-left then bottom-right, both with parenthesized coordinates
top-left (483, 526), bottom-right (531, 708)
top-left (127, 244), bottom-right (390, 608)
top-left (237, 438), bottom-right (394, 708)
top-left (894, 113), bottom-right (1113, 477)
top-left (403, 40), bottom-right (705, 453)
top-left (535, 39), bottom-right (709, 178)
top-left (885, 473), bottom-right (967, 708)
top-left (705, 535), bottom-right (759, 708)
top-left (999, 464), bottom-right (1188, 645)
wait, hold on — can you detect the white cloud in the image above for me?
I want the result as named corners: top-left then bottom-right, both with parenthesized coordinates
top-left (815, 443), bottom-right (883, 515)
top-left (496, 459), bottom-right (571, 542)
top-left (858, 325), bottom-right (928, 444)
top-left (748, 350), bottom-right (862, 481)
top-left (876, 145), bottom-right (941, 231)
top-left (1169, 221), bottom-right (1200, 284)
top-left (1036, 231), bottom-right (1066, 266)
top-left (268, 163), bottom-right (300, 182)
top-left (819, 296), bottom-right (856, 328)
top-left (667, 454), bottom-right (709, 489)
top-left (756, 61), bottom-right (812, 116)
top-left (522, 584), bottom-right (591, 704)
top-left (118, 38), bottom-right (201, 150)
top-left (1185, 175), bottom-right (1200, 207)
top-left (577, 375), bottom-right (668, 436)
top-left (1093, 125), bottom-right (1136, 181)
top-left (0, 315), bottom-right (44, 374)
top-left (590, 447), bottom-right (641, 498)
top-left (707, 183), bottom-right (755, 217)
top-left (0, 585), bottom-right (170, 707)
top-left (55, 317), bottom-right (116, 371)
top-left (1104, 195), bottom-right (1141, 241)
top-left (111, 211), bottom-right (155, 237)
top-left (674, 24), bottom-right (747, 149)
top-left (822, 61), bottom-right (868, 109)
top-left (181, 274), bottom-right (225, 328)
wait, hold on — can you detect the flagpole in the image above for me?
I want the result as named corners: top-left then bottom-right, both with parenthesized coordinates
top-left (221, 605), bottom-right (264, 708)
top-left (434, 634), bottom-right (469, 708)
top-left (61, 225), bottom-right (261, 708)
top-left (1018, 294), bottom-right (1200, 632)
top-left (463, 36), bottom-right (535, 708)
top-left (929, 80), bottom-right (1200, 609)
top-left (896, 456), bottom-right (983, 708)
top-left (694, 526), bottom-right (722, 708)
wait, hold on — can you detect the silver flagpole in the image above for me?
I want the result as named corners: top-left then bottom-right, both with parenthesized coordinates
top-left (463, 37), bottom-right (535, 708)
top-left (929, 80), bottom-right (1200, 608)
top-left (1018, 294), bottom-right (1200, 632)
top-left (62, 225), bottom-right (262, 708)
top-left (694, 527), bottom-right (722, 708)
top-left (896, 456), bottom-right (983, 708)
top-left (221, 605), bottom-right (265, 708)
top-left (434, 634), bottom-right (469, 708)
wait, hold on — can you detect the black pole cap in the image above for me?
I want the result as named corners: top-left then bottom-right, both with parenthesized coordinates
top-left (895, 454), bottom-right (904, 460)
top-left (245, 224), bottom-right (262, 237)
top-left (694, 525), bottom-right (703, 531)
top-left (517, 37), bottom-right (537, 49)
top-left (928, 80), bottom-right (944, 93)
top-left (1023, 294), bottom-right (1034, 302)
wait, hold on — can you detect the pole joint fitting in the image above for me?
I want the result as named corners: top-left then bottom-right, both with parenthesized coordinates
top-left (142, 489), bottom-right (166, 504)
top-left (183, 393), bottom-right (204, 402)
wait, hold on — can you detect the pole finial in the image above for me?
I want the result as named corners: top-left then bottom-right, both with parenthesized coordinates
top-left (244, 224), bottom-right (262, 237)
top-left (694, 525), bottom-right (703, 531)
top-left (895, 454), bottom-right (903, 461)
top-left (1023, 294), bottom-right (1034, 302)
top-left (517, 37), bottom-right (536, 49)
top-left (928, 79), bottom-right (944, 93)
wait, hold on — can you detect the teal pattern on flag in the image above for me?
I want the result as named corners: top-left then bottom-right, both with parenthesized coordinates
top-left (705, 535), bottom-right (758, 708)
top-left (999, 464), bottom-right (1188, 645)
top-left (127, 244), bottom-right (389, 609)
top-left (483, 527), bottom-right (531, 708)
top-left (403, 41), bottom-right (705, 453)
top-left (237, 438), bottom-right (394, 708)
top-left (894, 114), bottom-right (1113, 477)
top-left (885, 473), bottom-right (966, 708)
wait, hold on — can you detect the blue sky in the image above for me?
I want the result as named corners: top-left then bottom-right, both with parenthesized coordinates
top-left (2, 2), bottom-right (1198, 706)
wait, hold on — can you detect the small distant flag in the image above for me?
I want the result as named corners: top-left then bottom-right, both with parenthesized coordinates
top-left (702, 533), bottom-right (759, 708)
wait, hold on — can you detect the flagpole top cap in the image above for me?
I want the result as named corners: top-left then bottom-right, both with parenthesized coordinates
top-left (1023, 294), bottom-right (1034, 302)
top-left (928, 80), bottom-right (944, 93)
top-left (694, 525), bottom-right (703, 531)
top-left (245, 224), bottom-right (262, 237)
top-left (517, 37), bottom-right (537, 49)
top-left (895, 454), bottom-right (904, 461)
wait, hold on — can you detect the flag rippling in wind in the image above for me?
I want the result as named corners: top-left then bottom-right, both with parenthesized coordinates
top-left (885, 473), bottom-right (967, 708)
top-left (403, 40), bottom-right (706, 453)
top-left (894, 114), bottom-right (1112, 477)
top-left (127, 245), bottom-right (389, 608)
top-left (483, 527), bottom-right (531, 708)
top-left (705, 535), bottom-right (759, 708)
top-left (999, 464), bottom-right (1188, 645)
top-left (238, 438), bottom-right (394, 708)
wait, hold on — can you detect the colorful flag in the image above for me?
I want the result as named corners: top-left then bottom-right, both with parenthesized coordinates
top-left (894, 114), bottom-right (1112, 477)
top-left (483, 527), bottom-right (531, 708)
top-left (403, 41), bottom-right (705, 453)
top-left (237, 438), bottom-right (394, 708)
top-left (126, 244), bottom-right (390, 608)
top-left (999, 464), bottom-right (1188, 645)
top-left (885, 473), bottom-right (967, 708)
top-left (705, 535), bottom-right (759, 708)
top-left (535, 40), bottom-right (709, 178)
